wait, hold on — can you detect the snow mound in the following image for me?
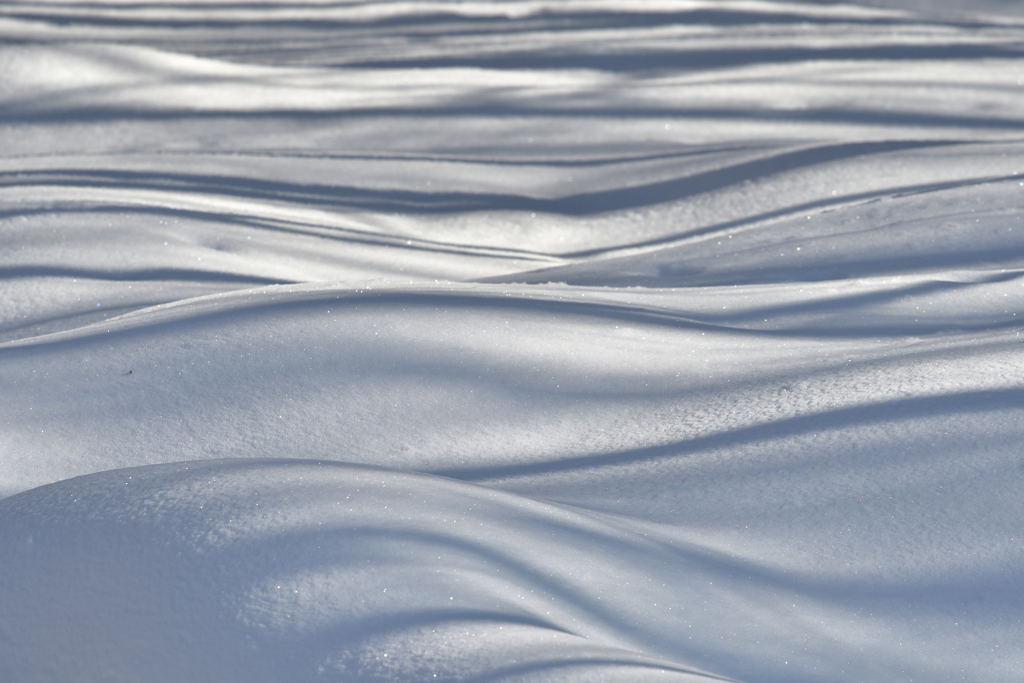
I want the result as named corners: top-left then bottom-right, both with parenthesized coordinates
top-left (0, 459), bottom-right (723, 682)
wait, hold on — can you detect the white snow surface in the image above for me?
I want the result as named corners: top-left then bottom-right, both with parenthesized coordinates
top-left (2, 1), bottom-right (1024, 681)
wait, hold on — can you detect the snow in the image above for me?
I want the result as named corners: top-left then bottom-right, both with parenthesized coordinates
top-left (2, 1), bottom-right (1024, 681)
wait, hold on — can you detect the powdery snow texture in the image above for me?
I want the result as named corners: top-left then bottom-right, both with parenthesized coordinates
top-left (2, 1), bottom-right (1024, 682)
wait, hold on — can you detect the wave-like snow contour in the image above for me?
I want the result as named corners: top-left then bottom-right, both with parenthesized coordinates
top-left (2, 1), bottom-right (1024, 681)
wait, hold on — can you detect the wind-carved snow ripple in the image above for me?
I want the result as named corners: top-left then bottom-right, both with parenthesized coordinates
top-left (4, 2), bottom-right (1024, 681)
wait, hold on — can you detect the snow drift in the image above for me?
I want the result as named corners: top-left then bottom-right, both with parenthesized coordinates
top-left (2, 0), bottom-right (1024, 681)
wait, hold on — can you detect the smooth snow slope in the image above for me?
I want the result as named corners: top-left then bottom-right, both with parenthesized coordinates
top-left (2, 1), bottom-right (1024, 682)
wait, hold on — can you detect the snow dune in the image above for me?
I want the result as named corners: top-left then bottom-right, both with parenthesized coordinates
top-left (2, 1), bottom-right (1024, 681)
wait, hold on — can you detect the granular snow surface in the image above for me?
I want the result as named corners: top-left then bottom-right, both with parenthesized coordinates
top-left (2, 1), bottom-right (1024, 681)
